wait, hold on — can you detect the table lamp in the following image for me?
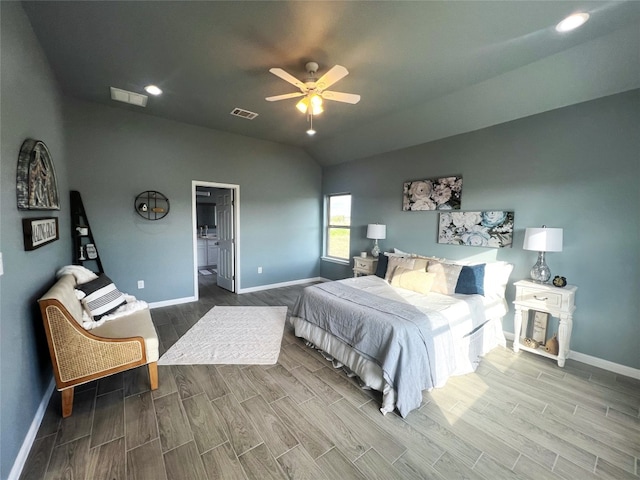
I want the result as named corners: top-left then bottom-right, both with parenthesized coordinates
top-left (366, 224), bottom-right (386, 258)
top-left (523, 226), bottom-right (563, 283)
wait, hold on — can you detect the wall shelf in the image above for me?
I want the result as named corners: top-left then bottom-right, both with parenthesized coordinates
top-left (70, 190), bottom-right (104, 273)
top-left (135, 190), bottom-right (170, 221)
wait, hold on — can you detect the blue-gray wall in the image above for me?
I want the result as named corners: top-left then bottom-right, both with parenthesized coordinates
top-left (64, 98), bottom-right (322, 300)
top-left (1, 4), bottom-right (321, 475)
top-left (2, 1), bottom-right (638, 476)
top-left (0, 3), bottom-right (71, 478)
top-left (322, 89), bottom-right (640, 370)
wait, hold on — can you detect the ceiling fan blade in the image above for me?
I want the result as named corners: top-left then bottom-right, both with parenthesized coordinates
top-left (265, 92), bottom-right (305, 102)
top-left (269, 68), bottom-right (306, 90)
top-left (316, 65), bottom-right (349, 90)
top-left (321, 91), bottom-right (361, 104)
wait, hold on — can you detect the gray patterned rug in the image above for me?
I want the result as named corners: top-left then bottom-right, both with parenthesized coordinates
top-left (158, 306), bottom-right (287, 365)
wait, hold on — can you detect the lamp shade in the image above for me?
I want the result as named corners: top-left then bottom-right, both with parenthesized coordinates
top-left (523, 227), bottom-right (563, 252)
top-left (367, 224), bottom-right (386, 240)
top-left (296, 94), bottom-right (324, 115)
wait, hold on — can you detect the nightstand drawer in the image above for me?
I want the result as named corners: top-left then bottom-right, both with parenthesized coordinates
top-left (354, 259), bottom-right (372, 270)
top-left (519, 287), bottom-right (563, 309)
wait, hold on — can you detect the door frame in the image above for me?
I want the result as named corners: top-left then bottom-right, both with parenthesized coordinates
top-left (192, 180), bottom-right (240, 298)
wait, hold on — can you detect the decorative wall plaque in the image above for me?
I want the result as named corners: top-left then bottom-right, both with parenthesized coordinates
top-left (22, 217), bottom-right (59, 250)
top-left (16, 139), bottom-right (60, 210)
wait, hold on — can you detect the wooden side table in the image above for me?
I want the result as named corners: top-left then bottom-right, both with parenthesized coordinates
top-left (513, 279), bottom-right (577, 367)
top-left (353, 256), bottom-right (378, 277)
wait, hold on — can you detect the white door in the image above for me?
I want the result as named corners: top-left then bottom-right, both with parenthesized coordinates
top-left (216, 190), bottom-right (235, 291)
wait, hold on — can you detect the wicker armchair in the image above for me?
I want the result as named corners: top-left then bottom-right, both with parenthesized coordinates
top-left (39, 274), bottom-right (159, 417)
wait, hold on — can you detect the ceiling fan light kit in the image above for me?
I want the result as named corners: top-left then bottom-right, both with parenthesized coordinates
top-left (296, 93), bottom-right (324, 115)
top-left (266, 60), bottom-right (360, 135)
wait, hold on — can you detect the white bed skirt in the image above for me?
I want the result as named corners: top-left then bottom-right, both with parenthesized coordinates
top-left (290, 315), bottom-right (506, 415)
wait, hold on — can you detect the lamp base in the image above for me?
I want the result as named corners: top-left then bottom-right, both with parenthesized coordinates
top-left (530, 251), bottom-right (551, 283)
top-left (371, 239), bottom-right (380, 258)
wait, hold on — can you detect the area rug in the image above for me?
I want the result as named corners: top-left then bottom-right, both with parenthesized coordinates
top-left (158, 306), bottom-right (287, 365)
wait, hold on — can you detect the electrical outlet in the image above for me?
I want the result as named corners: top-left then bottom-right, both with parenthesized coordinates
top-left (137, 280), bottom-right (144, 289)
top-left (257, 266), bottom-right (262, 274)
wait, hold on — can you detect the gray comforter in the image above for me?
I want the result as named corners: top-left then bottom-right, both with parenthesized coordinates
top-left (292, 281), bottom-right (456, 417)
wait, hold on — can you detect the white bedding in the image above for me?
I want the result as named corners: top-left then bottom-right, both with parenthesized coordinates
top-left (290, 275), bottom-right (508, 415)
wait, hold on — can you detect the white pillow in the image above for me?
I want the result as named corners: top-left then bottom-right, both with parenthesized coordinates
top-left (483, 261), bottom-right (514, 298)
top-left (385, 251), bottom-right (411, 258)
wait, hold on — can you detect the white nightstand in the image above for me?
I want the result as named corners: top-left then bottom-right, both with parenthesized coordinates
top-left (513, 279), bottom-right (577, 367)
top-left (353, 256), bottom-right (378, 277)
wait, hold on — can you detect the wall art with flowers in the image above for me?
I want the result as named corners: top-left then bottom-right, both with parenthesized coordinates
top-left (402, 176), bottom-right (462, 211)
top-left (438, 211), bottom-right (514, 248)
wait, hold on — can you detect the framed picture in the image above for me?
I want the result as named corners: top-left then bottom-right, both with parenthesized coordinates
top-left (530, 310), bottom-right (550, 345)
top-left (22, 217), bottom-right (59, 251)
top-left (402, 176), bottom-right (462, 211)
top-left (438, 211), bottom-right (514, 248)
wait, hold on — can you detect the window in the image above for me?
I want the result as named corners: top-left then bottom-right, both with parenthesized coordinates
top-left (325, 194), bottom-right (351, 260)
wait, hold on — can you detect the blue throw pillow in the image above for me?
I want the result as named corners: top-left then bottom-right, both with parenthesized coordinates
top-left (455, 264), bottom-right (485, 295)
top-left (375, 254), bottom-right (389, 278)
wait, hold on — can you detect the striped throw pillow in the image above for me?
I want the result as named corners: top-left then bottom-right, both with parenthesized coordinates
top-left (76, 274), bottom-right (127, 320)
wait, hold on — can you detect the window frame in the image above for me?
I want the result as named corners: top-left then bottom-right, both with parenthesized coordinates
top-left (323, 193), bottom-right (352, 263)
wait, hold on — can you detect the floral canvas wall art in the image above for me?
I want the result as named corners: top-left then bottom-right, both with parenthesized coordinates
top-left (438, 211), bottom-right (514, 248)
top-left (402, 176), bottom-right (462, 211)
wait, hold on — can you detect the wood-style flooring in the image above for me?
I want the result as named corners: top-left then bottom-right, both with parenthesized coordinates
top-left (21, 274), bottom-right (640, 479)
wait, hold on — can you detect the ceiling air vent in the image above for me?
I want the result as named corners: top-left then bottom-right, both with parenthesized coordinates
top-left (110, 87), bottom-right (148, 107)
top-left (230, 108), bottom-right (258, 120)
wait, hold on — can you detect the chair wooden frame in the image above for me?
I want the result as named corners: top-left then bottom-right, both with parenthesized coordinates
top-left (39, 298), bottom-right (158, 417)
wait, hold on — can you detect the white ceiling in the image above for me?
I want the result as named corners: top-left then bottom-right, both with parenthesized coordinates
top-left (22, 1), bottom-right (640, 166)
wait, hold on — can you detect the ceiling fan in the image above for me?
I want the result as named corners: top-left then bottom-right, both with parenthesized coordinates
top-left (265, 61), bottom-right (361, 118)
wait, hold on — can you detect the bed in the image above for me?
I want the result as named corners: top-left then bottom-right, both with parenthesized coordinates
top-left (290, 255), bottom-right (513, 417)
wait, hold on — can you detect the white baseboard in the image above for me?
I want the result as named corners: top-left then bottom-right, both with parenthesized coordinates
top-left (148, 295), bottom-right (197, 309)
top-left (149, 277), bottom-right (331, 306)
top-left (503, 332), bottom-right (640, 380)
top-left (9, 377), bottom-right (55, 480)
top-left (237, 277), bottom-right (328, 294)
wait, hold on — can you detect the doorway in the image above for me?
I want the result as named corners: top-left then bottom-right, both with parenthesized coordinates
top-left (192, 181), bottom-right (239, 298)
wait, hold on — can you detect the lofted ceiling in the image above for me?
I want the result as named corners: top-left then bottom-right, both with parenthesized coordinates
top-left (21, 1), bottom-right (640, 166)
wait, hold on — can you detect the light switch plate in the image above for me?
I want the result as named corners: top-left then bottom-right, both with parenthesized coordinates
top-left (0, 252), bottom-right (3, 276)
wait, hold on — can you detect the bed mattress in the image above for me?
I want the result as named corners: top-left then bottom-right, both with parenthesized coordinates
top-left (290, 275), bottom-right (507, 416)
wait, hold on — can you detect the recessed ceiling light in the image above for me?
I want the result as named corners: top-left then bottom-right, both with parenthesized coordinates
top-left (556, 13), bottom-right (590, 33)
top-left (144, 85), bottom-right (162, 96)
